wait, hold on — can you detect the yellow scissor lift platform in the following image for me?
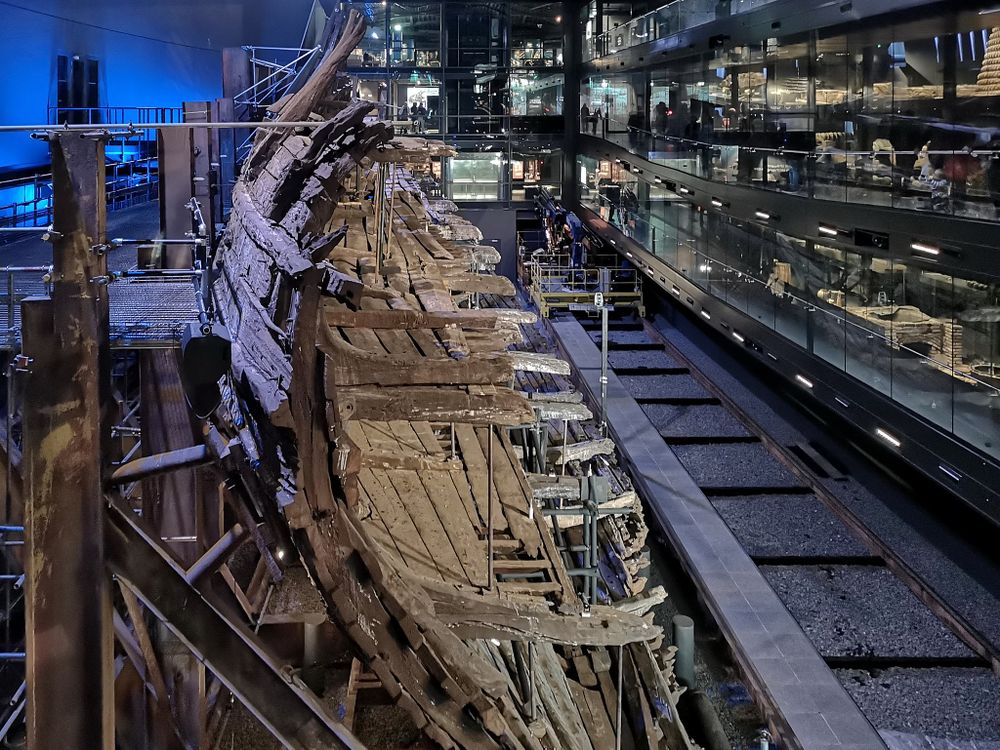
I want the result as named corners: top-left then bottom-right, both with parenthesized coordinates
top-left (518, 248), bottom-right (645, 318)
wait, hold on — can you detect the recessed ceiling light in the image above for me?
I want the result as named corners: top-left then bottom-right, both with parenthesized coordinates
top-left (795, 374), bottom-right (814, 388)
top-left (818, 224), bottom-right (839, 237)
top-left (939, 464), bottom-right (962, 481)
top-left (910, 241), bottom-right (940, 256)
top-left (875, 428), bottom-right (901, 448)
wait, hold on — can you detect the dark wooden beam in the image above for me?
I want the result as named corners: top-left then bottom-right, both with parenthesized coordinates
top-left (105, 502), bottom-right (364, 750)
top-left (22, 132), bottom-right (114, 750)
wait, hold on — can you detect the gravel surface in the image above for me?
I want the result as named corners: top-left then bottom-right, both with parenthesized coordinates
top-left (642, 403), bottom-right (752, 439)
top-left (839, 668), bottom-right (1000, 742)
top-left (620, 374), bottom-right (712, 401)
top-left (652, 314), bottom-right (1000, 653)
top-left (711, 494), bottom-right (871, 558)
top-left (835, 483), bottom-right (1000, 655)
top-left (589, 329), bottom-right (656, 345)
top-left (761, 565), bottom-right (973, 658)
top-left (608, 349), bottom-right (683, 370)
top-left (671, 442), bottom-right (801, 488)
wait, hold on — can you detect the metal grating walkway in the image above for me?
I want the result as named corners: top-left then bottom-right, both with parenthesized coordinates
top-left (0, 277), bottom-right (201, 351)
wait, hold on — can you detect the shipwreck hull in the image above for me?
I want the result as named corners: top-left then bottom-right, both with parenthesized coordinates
top-left (213, 11), bottom-right (696, 749)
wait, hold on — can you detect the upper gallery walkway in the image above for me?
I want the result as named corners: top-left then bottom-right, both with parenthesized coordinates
top-left (578, 116), bottom-right (1000, 224)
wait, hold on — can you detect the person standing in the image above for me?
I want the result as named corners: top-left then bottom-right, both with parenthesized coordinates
top-left (580, 103), bottom-right (591, 132)
top-left (409, 102), bottom-right (418, 134)
top-left (654, 101), bottom-right (667, 134)
top-left (417, 102), bottom-right (427, 134)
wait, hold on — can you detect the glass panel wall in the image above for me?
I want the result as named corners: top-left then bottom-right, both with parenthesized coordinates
top-left (578, 156), bottom-right (1000, 459)
top-left (446, 76), bottom-right (506, 135)
top-left (447, 152), bottom-right (504, 200)
top-left (510, 73), bottom-right (564, 115)
top-left (347, 2), bottom-right (388, 67)
top-left (585, 0), bottom-right (780, 60)
top-left (389, 2), bottom-right (442, 67)
top-left (512, 149), bottom-right (562, 200)
top-left (583, 8), bottom-right (1000, 222)
top-left (512, 2), bottom-right (564, 67)
top-left (446, 2), bottom-right (507, 67)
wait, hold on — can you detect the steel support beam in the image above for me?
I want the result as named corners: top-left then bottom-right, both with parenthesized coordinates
top-left (105, 503), bottom-right (365, 750)
top-left (22, 132), bottom-right (114, 749)
top-left (157, 128), bottom-right (196, 269)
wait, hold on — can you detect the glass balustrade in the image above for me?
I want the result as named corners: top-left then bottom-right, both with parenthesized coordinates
top-left (578, 156), bottom-right (1000, 460)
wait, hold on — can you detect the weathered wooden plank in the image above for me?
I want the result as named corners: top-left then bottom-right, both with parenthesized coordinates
top-left (548, 438), bottom-right (617, 466)
top-left (331, 386), bottom-right (535, 426)
top-left (322, 329), bottom-right (514, 387)
top-left (443, 273), bottom-right (516, 297)
top-left (341, 326), bottom-right (387, 355)
top-left (524, 390), bottom-right (584, 404)
top-left (454, 423), bottom-right (507, 534)
top-left (389, 422), bottom-right (488, 588)
top-left (231, 186), bottom-right (313, 276)
top-left (323, 307), bottom-right (536, 330)
top-left (357, 468), bottom-right (442, 582)
top-left (383, 468), bottom-right (469, 585)
top-left (544, 494), bottom-right (640, 530)
top-left (507, 351), bottom-right (572, 376)
top-left (477, 427), bottom-right (543, 559)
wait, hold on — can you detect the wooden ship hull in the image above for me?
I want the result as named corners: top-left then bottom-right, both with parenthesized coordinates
top-left (208, 10), bottom-right (698, 749)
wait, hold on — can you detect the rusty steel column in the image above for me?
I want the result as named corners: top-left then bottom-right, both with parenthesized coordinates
top-left (22, 132), bottom-right (114, 749)
top-left (184, 100), bottom-right (216, 250)
top-left (147, 109), bottom-right (210, 749)
top-left (157, 127), bottom-right (196, 268)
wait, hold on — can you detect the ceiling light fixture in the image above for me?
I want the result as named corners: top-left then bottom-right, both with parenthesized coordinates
top-left (875, 428), bottom-right (901, 448)
top-left (939, 464), bottom-right (962, 481)
top-left (910, 241), bottom-right (940, 256)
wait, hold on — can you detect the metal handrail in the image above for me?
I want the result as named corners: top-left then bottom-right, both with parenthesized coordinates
top-left (235, 46), bottom-right (322, 106)
top-left (586, 0), bottom-right (779, 60)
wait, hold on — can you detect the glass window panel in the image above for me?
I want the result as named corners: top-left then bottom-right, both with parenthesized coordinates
top-left (347, 2), bottom-right (388, 67)
top-left (447, 152), bottom-right (502, 200)
top-left (446, 2), bottom-right (506, 67)
top-left (511, 2), bottom-right (564, 67)
top-left (509, 73), bottom-right (564, 115)
top-left (389, 2), bottom-right (441, 67)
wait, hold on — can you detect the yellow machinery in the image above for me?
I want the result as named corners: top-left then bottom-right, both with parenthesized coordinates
top-left (518, 245), bottom-right (644, 318)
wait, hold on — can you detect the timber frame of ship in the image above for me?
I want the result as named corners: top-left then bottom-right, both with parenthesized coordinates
top-left (0, 9), bottom-right (700, 749)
